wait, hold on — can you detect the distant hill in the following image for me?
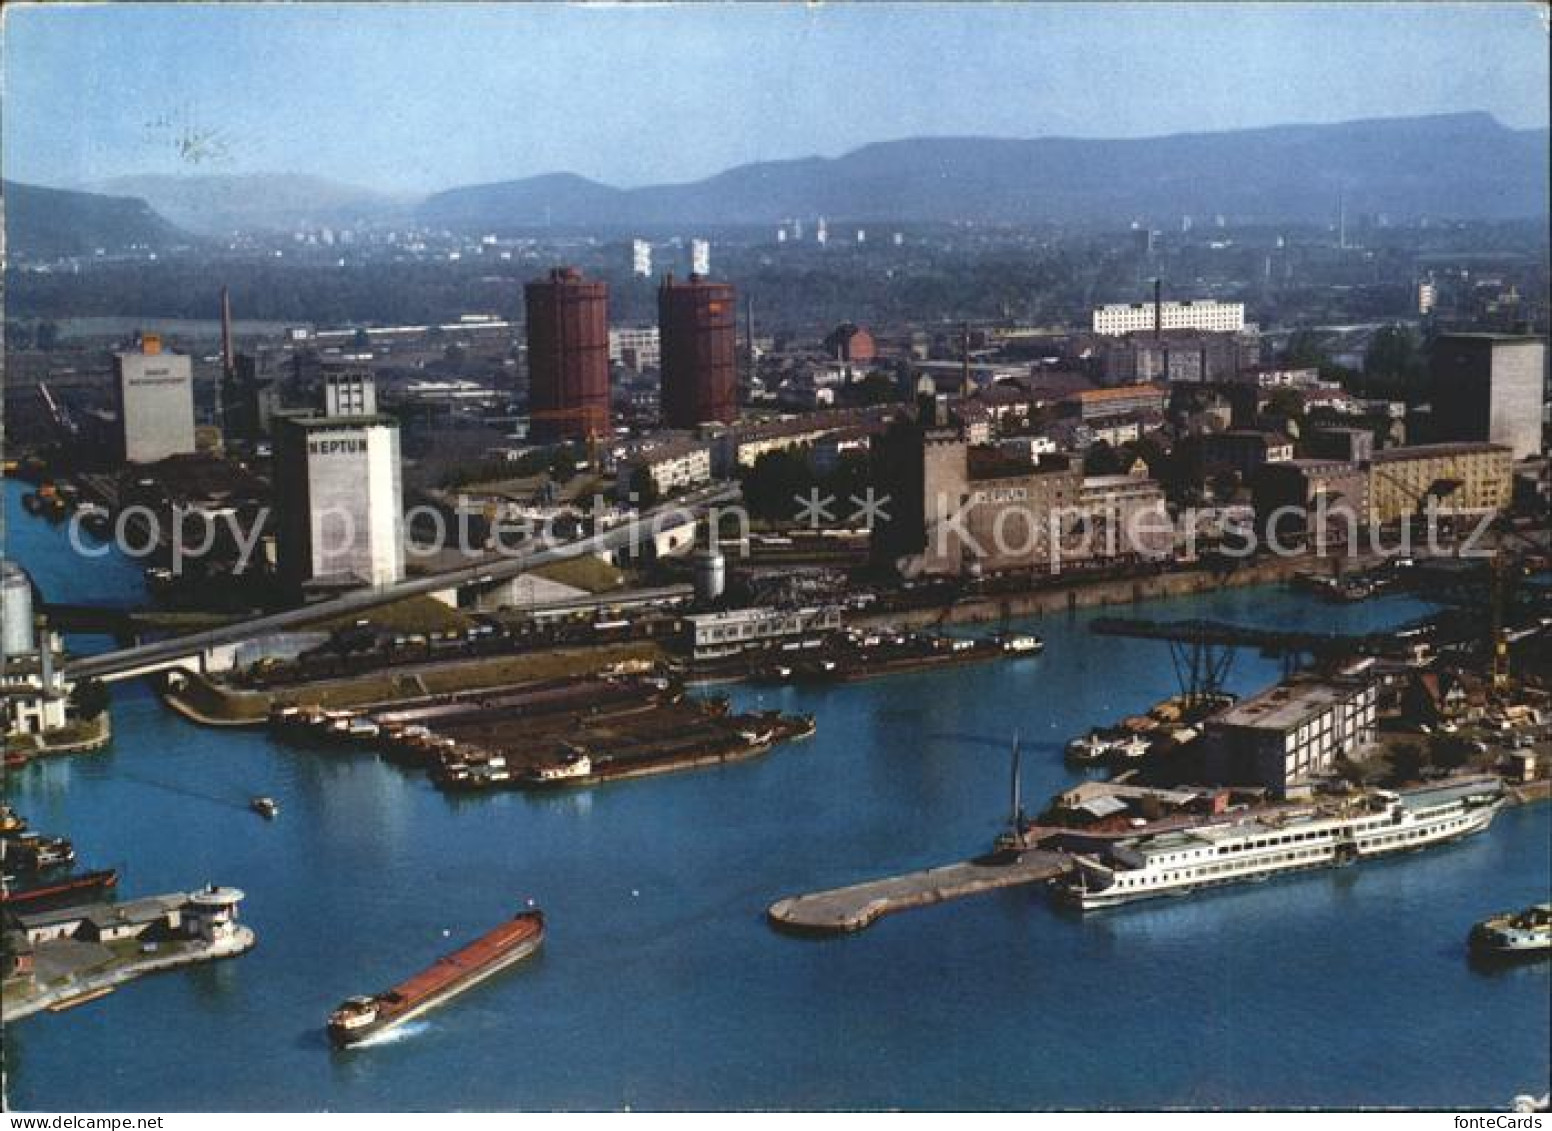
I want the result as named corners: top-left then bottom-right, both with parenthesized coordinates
top-left (91, 174), bottom-right (415, 235)
top-left (417, 112), bottom-right (1550, 231)
top-left (4, 180), bottom-right (188, 258)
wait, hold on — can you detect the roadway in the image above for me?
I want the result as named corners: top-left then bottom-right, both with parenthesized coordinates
top-left (65, 483), bottom-right (740, 682)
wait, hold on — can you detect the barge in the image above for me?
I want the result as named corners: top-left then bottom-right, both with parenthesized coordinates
top-left (1, 867), bottom-right (119, 907)
top-left (327, 908), bottom-right (545, 1048)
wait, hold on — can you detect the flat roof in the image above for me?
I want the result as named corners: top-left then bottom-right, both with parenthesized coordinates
top-left (1369, 442), bottom-right (1511, 463)
top-left (1215, 678), bottom-right (1368, 732)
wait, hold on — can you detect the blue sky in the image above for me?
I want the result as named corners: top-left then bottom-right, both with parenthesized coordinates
top-left (4, 2), bottom-right (1548, 194)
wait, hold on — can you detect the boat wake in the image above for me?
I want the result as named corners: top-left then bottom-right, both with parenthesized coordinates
top-left (350, 1021), bottom-right (430, 1048)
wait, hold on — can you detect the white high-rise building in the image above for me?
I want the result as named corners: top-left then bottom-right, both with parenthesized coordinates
top-left (816, 217), bottom-right (828, 247)
top-left (690, 239), bottom-right (710, 276)
top-left (1091, 299), bottom-right (1246, 337)
top-left (274, 368), bottom-right (403, 590)
top-left (632, 239), bottom-right (653, 278)
top-left (1418, 280), bottom-right (1437, 315)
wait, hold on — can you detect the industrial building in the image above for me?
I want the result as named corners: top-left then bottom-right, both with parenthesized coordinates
top-left (682, 606), bottom-right (843, 662)
top-left (1204, 675), bottom-right (1379, 796)
top-left (615, 439), bottom-right (714, 500)
top-left (659, 273), bottom-right (738, 428)
top-left (1063, 384), bottom-right (1168, 422)
top-left (2, 562), bottom-right (76, 742)
top-left (1091, 299), bottom-right (1245, 337)
top-left (872, 422), bottom-right (1083, 577)
top-left (273, 371), bottom-right (404, 592)
top-left (113, 334), bottom-right (197, 464)
top-left (609, 326), bottom-right (661, 372)
top-left (1366, 442), bottom-right (1514, 524)
top-left (525, 267), bottom-right (611, 441)
top-left (1429, 333), bottom-right (1546, 460)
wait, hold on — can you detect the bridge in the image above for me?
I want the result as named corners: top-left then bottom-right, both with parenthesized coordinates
top-left (63, 484), bottom-right (740, 683)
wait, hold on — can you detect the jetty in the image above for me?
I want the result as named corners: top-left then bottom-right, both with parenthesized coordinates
top-left (768, 850), bottom-right (1072, 936)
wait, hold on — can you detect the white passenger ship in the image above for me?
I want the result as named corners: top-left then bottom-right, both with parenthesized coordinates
top-left (1053, 777), bottom-right (1505, 911)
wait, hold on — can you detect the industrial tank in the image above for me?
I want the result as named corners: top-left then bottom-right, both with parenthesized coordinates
top-left (524, 267), bottom-right (611, 441)
top-left (658, 273), bottom-right (737, 429)
top-left (692, 540), bottom-right (727, 604)
top-left (1, 560), bottom-right (37, 657)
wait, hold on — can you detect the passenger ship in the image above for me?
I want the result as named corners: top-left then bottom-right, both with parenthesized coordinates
top-left (1053, 777), bottom-right (1504, 911)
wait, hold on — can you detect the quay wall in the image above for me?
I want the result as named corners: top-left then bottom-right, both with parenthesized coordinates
top-left (3, 927), bottom-right (256, 1023)
top-left (856, 555), bottom-right (1325, 632)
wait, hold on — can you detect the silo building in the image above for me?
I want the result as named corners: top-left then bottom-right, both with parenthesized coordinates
top-left (658, 273), bottom-right (737, 429)
top-left (273, 365), bottom-right (404, 592)
top-left (113, 333), bottom-right (197, 464)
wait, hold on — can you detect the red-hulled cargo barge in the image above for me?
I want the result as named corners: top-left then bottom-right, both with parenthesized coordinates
top-left (0, 867), bottom-right (119, 907)
top-left (327, 909), bottom-right (544, 1048)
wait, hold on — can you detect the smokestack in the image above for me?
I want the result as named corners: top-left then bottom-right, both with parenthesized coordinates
top-left (1153, 278), bottom-right (1162, 340)
top-left (220, 286), bottom-right (235, 379)
top-left (216, 286), bottom-right (233, 440)
top-left (744, 295), bottom-right (756, 387)
top-left (960, 322), bottom-right (971, 401)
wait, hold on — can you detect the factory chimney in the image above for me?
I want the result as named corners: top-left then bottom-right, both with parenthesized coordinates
top-left (216, 286), bottom-right (234, 440)
top-left (959, 322), bottom-right (971, 401)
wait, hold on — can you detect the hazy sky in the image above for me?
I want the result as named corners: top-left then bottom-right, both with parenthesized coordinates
top-left (5, 2), bottom-right (1548, 194)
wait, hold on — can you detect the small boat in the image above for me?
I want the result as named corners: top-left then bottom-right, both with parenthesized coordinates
top-left (998, 633), bottom-right (1045, 655)
top-left (250, 797), bottom-right (280, 820)
top-left (1066, 731), bottom-right (1117, 766)
top-left (327, 908), bottom-right (545, 1048)
top-left (1470, 903), bottom-right (1551, 959)
top-left (527, 753), bottom-right (593, 785)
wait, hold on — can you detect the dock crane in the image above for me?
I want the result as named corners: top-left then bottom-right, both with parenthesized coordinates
top-left (36, 382), bottom-right (77, 438)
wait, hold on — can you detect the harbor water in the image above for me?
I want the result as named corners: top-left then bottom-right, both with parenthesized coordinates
top-left (4, 479), bottom-right (1548, 1110)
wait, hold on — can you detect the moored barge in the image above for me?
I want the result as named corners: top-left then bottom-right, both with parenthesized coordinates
top-left (327, 909), bottom-right (544, 1048)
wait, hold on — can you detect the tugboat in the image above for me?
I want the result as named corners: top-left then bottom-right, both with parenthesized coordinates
top-left (1469, 903), bottom-right (1551, 959)
top-left (327, 907), bottom-right (545, 1048)
top-left (250, 797), bottom-right (281, 820)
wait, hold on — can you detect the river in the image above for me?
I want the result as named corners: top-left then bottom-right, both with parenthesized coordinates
top-left (3, 478), bottom-right (1547, 1110)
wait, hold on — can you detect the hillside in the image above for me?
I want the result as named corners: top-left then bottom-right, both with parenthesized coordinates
top-left (5, 180), bottom-right (188, 258)
top-left (417, 113), bottom-right (1550, 231)
top-left (91, 174), bottom-right (415, 235)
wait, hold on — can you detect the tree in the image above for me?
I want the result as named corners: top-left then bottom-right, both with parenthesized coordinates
top-left (858, 371), bottom-right (900, 406)
top-left (628, 464), bottom-right (660, 508)
top-left (1429, 735), bottom-right (1476, 772)
top-left (1283, 329), bottom-right (1329, 370)
top-left (1265, 387), bottom-right (1306, 421)
top-left (1364, 325), bottom-right (1421, 383)
top-left (548, 447), bottom-right (577, 486)
top-left (1388, 741), bottom-right (1427, 785)
top-left (742, 450), bottom-right (815, 522)
top-left (1083, 441), bottom-right (1123, 477)
top-left (69, 678), bottom-right (110, 721)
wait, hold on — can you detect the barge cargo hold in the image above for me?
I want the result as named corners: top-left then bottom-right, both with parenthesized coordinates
top-left (327, 909), bottom-right (545, 1048)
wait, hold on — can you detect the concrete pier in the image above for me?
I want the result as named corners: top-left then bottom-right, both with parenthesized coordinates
top-left (768, 850), bottom-right (1072, 935)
